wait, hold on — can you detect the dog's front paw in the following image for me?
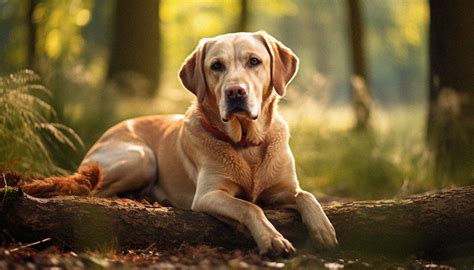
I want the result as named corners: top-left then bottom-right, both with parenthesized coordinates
top-left (296, 190), bottom-right (339, 249)
top-left (307, 218), bottom-right (338, 249)
top-left (257, 233), bottom-right (296, 257)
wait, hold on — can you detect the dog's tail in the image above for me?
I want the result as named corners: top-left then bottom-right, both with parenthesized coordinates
top-left (20, 163), bottom-right (103, 198)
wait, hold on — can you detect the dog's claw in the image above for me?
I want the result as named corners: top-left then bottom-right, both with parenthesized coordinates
top-left (258, 233), bottom-right (295, 257)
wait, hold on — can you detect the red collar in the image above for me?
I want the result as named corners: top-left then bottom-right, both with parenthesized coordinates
top-left (200, 119), bottom-right (262, 148)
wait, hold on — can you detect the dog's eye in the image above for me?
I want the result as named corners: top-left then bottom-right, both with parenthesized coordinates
top-left (249, 57), bottom-right (261, 66)
top-left (210, 61), bottom-right (225, 72)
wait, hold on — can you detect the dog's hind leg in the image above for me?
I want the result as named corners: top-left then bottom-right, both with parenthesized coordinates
top-left (80, 141), bottom-right (157, 197)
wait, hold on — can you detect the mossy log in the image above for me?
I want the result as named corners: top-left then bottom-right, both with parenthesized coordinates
top-left (1, 186), bottom-right (474, 255)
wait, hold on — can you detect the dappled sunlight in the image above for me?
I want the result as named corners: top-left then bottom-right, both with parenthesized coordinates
top-left (74, 9), bottom-right (91, 26)
top-left (34, 0), bottom-right (92, 60)
top-left (281, 101), bottom-right (354, 132)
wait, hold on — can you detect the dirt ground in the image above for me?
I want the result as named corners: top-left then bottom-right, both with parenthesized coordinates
top-left (1, 240), bottom-right (472, 269)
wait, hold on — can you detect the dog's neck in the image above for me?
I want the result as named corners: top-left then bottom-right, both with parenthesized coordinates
top-left (196, 94), bottom-right (277, 146)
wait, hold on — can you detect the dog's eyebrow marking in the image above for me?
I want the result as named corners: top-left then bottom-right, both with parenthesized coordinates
top-left (240, 51), bottom-right (262, 60)
top-left (207, 54), bottom-right (229, 65)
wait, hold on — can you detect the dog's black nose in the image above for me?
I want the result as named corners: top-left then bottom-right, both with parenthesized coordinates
top-left (225, 84), bottom-right (247, 99)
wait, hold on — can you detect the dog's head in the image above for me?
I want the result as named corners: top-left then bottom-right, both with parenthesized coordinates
top-left (179, 32), bottom-right (299, 123)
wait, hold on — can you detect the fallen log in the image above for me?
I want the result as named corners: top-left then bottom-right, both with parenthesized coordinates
top-left (1, 186), bottom-right (474, 255)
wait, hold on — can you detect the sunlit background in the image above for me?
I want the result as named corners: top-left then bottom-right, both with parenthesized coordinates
top-left (0, 0), bottom-right (451, 199)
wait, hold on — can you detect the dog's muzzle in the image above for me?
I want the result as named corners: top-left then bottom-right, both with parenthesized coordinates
top-left (222, 83), bottom-right (252, 121)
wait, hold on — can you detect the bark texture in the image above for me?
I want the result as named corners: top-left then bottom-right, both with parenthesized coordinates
top-left (2, 186), bottom-right (474, 255)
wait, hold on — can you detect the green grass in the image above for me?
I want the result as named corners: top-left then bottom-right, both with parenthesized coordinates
top-left (284, 103), bottom-right (435, 200)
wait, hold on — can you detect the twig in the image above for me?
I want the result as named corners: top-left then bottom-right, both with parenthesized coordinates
top-left (8, 238), bottom-right (51, 253)
top-left (1, 229), bottom-right (15, 242)
top-left (143, 242), bottom-right (156, 252)
top-left (1, 173), bottom-right (7, 206)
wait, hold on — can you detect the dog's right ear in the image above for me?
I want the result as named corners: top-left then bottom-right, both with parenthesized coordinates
top-left (179, 39), bottom-right (208, 103)
top-left (256, 31), bottom-right (299, 97)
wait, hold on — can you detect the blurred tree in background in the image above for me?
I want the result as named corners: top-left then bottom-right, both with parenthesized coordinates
top-left (1, 0), bottom-right (471, 199)
top-left (237, 0), bottom-right (249, 32)
top-left (428, 0), bottom-right (474, 186)
top-left (346, 0), bottom-right (372, 130)
top-left (107, 0), bottom-right (161, 97)
top-left (26, 0), bottom-right (38, 68)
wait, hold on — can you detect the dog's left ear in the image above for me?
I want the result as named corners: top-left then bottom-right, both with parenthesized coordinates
top-left (257, 31), bottom-right (299, 96)
top-left (179, 39), bottom-right (208, 103)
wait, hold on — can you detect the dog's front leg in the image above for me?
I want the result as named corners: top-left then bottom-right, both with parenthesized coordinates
top-left (295, 189), bottom-right (338, 249)
top-left (192, 182), bottom-right (295, 256)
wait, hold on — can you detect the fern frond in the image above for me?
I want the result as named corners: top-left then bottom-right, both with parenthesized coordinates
top-left (0, 70), bottom-right (83, 176)
top-left (36, 123), bottom-right (84, 151)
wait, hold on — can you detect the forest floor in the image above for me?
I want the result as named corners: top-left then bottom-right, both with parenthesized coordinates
top-left (2, 237), bottom-right (473, 269)
top-left (2, 171), bottom-right (473, 269)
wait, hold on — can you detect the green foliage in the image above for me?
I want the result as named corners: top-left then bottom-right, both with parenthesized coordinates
top-left (0, 70), bottom-right (83, 176)
top-left (33, 0), bottom-right (93, 60)
top-left (363, 0), bottom-right (428, 103)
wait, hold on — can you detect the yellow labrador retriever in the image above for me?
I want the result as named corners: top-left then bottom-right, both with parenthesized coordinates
top-left (81, 31), bottom-right (338, 255)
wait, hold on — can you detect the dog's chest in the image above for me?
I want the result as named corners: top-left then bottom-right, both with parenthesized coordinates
top-left (236, 147), bottom-right (270, 202)
top-left (238, 147), bottom-right (263, 171)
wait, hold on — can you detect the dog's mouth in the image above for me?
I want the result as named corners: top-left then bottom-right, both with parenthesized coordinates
top-left (221, 93), bottom-right (260, 122)
top-left (222, 107), bottom-right (258, 122)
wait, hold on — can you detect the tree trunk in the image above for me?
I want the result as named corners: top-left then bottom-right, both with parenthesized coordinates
top-left (237, 0), bottom-right (249, 32)
top-left (427, 0), bottom-right (474, 185)
top-left (26, 0), bottom-right (38, 69)
top-left (2, 186), bottom-right (474, 255)
top-left (107, 0), bottom-right (161, 97)
top-left (347, 0), bottom-right (372, 130)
